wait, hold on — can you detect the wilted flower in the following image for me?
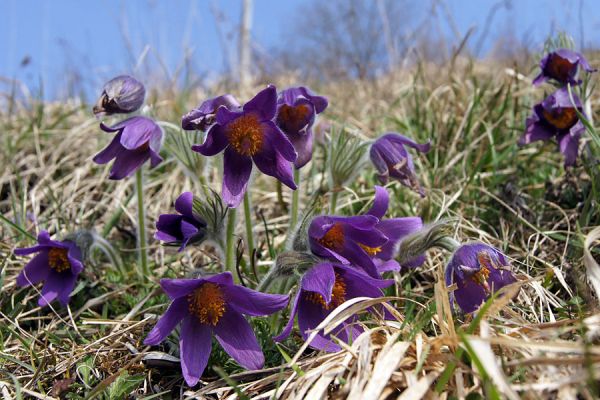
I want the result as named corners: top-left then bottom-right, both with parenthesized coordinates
top-left (369, 133), bottom-right (431, 197)
top-left (276, 86), bottom-right (328, 168)
top-left (518, 87), bottom-right (585, 166)
top-left (445, 243), bottom-right (517, 314)
top-left (144, 272), bottom-right (288, 386)
top-left (93, 75), bottom-right (145, 116)
top-left (308, 186), bottom-right (422, 277)
top-left (93, 116), bottom-right (163, 180)
top-left (155, 192), bottom-right (207, 251)
top-left (181, 94), bottom-right (241, 132)
top-left (15, 231), bottom-right (84, 307)
top-left (192, 86), bottom-right (297, 207)
top-left (274, 262), bottom-right (393, 352)
top-left (533, 49), bottom-right (595, 86)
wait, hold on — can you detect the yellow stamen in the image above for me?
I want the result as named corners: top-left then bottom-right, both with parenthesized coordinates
top-left (48, 248), bottom-right (71, 272)
top-left (225, 114), bottom-right (264, 156)
top-left (318, 223), bottom-right (345, 252)
top-left (187, 283), bottom-right (226, 325)
top-left (473, 252), bottom-right (493, 292)
top-left (359, 243), bottom-right (382, 256)
top-left (306, 273), bottom-right (347, 310)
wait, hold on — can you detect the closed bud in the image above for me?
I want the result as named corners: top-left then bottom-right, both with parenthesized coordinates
top-left (93, 75), bottom-right (145, 117)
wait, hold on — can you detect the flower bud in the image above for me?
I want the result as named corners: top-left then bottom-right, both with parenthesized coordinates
top-left (93, 75), bottom-right (145, 117)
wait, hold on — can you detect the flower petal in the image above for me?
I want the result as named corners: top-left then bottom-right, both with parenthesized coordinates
top-left (252, 131), bottom-right (297, 190)
top-left (214, 310), bottom-right (264, 370)
top-left (93, 132), bottom-right (124, 164)
top-left (243, 85), bottom-right (277, 121)
top-left (16, 251), bottom-right (50, 287)
top-left (179, 316), bottom-right (212, 386)
top-left (38, 270), bottom-right (64, 307)
top-left (175, 192), bottom-right (195, 217)
top-left (273, 290), bottom-right (301, 342)
top-left (300, 263), bottom-right (335, 304)
top-left (296, 297), bottom-right (339, 352)
top-left (192, 124), bottom-right (229, 156)
top-left (366, 186), bottom-right (389, 219)
top-left (57, 272), bottom-right (78, 306)
top-left (558, 127), bottom-right (582, 166)
top-left (160, 278), bottom-right (204, 299)
top-left (224, 286), bottom-right (289, 316)
top-left (144, 297), bottom-right (189, 345)
top-left (108, 149), bottom-right (150, 180)
top-left (222, 147), bottom-right (252, 207)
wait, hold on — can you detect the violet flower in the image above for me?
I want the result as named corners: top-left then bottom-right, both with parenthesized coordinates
top-left (93, 116), bottom-right (163, 180)
top-left (308, 186), bottom-right (422, 277)
top-left (276, 86), bottom-right (328, 168)
top-left (445, 243), bottom-right (517, 314)
top-left (182, 94), bottom-right (241, 132)
top-left (369, 133), bottom-right (431, 197)
top-left (274, 262), bottom-right (393, 352)
top-left (15, 231), bottom-right (84, 307)
top-left (192, 86), bottom-right (297, 207)
top-left (155, 192), bottom-right (207, 251)
top-left (533, 49), bottom-right (595, 86)
top-left (144, 272), bottom-right (288, 386)
top-left (93, 75), bottom-right (145, 116)
top-left (518, 87), bottom-right (585, 166)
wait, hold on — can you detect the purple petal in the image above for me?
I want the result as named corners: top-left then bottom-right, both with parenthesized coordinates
top-left (57, 272), bottom-right (78, 306)
top-left (118, 117), bottom-right (162, 151)
top-left (192, 124), bottom-right (229, 156)
top-left (108, 149), bottom-right (150, 180)
top-left (144, 297), bottom-right (189, 345)
top-left (377, 217), bottom-right (423, 259)
top-left (38, 270), bottom-right (63, 307)
top-left (243, 85), bottom-right (277, 121)
top-left (16, 251), bottom-right (50, 287)
top-left (155, 214), bottom-right (185, 242)
top-left (300, 262), bottom-right (335, 304)
top-left (252, 126), bottom-right (297, 190)
top-left (518, 118), bottom-right (555, 145)
top-left (296, 297), bottom-right (339, 352)
top-left (222, 147), bottom-right (252, 207)
top-left (366, 186), bottom-right (389, 219)
top-left (338, 264), bottom-right (394, 290)
top-left (180, 316), bottom-right (212, 386)
top-left (175, 192), bottom-right (194, 217)
top-left (384, 133), bottom-right (431, 153)
top-left (160, 273), bottom-right (234, 300)
top-left (66, 243), bottom-right (84, 275)
top-left (214, 310), bottom-right (264, 370)
top-left (558, 127), bottom-right (582, 166)
top-left (93, 132), bottom-right (124, 164)
top-left (261, 121), bottom-right (297, 162)
top-left (273, 290), bottom-right (301, 342)
top-left (287, 129), bottom-right (313, 169)
top-left (224, 286), bottom-right (289, 316)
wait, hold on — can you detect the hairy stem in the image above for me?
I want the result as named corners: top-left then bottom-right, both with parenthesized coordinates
top-left (135, 169), bottom-right (149, 279)
top-left (243, 191), bottom-right (255, 267)
top-left (290, 168), bottom-right (301, 231)
top-left (225, 207), bottom-right (238, 282)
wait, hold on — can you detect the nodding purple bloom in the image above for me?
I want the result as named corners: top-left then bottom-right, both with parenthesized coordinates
top-left (192, 85), bottom-right (297, 207)
top-left (445, 243), bottom-right (517, 314)
top-left (533, 49), bottom-right (595, 86)
top-left (308, 186), bottom-right (422, 277)
top-left (181, 94), bottom-right (241, 132)
top-left (370, 133), bottom-right (431, 197)
top-left (518, 88), bottom-right (585, 166)
top-left (274, 262), bottom-right (393, 352)
top-left (275, 86), bottom-right (328, 169)
top-left (155, 192), bottom-right (207, 251)
top-left (93, 75), bottom-right (145, 117)
top-left (15, 231), bottom-right (84, 307)
top-left (93, 116), bottom-right (163, 180)
top-left (143, 272), bottom-right (288, 386)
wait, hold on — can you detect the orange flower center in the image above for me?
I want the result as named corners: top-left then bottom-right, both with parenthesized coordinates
top-left (187, 283), bottom-right (226, 325)
top-left (548, 55), bottom-right (572, 81)
top-left (472, 252), bottom-right (494, 292)
top-left (306, 273), bottom-right (347, 310)
top-left (277, 104), bottom-right (311, 132)
top-left (359, 243), bottom-right (382, 257)
top-left (48, 248), bottom-right (71, 272)
top-left (542, 107), bottom-right (578, 130)
top-left (318, 223), bottom-right (345, 252)
top-left (225, 114), bottom-right (264, 156)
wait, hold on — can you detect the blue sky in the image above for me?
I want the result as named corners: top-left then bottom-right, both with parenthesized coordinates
top-left (1, 0), bottom-right (599, 99)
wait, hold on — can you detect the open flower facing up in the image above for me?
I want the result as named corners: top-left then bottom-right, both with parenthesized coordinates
top-left (276, 86), bottom-right (328, 168)
top-left (192, 86), bottom-right (297, 207)
top-left (274, 262), bottom-right (393, 352)
top-left (93, 116), bottom-right (163, 180)
top-left (144, 272), bottom-right (288, 386)
top-left (93, 75), bottom-right (146, 117)
top-left (181, 94), bottom-right (241, 132)
top-left (15, 231), bottom-right (84, 307)
top-left (369, 133), bottom-right (431, 197)
top-left (533, 49), bottom-right (595, 86)
top-left (155, 192), bottom-right (207, 251)
top-left (518, 88), bottom-right (585, 166)
top-left (308, 186), bottom-right (422, 277)
top-left (445, 243), bottom-right (517, 314)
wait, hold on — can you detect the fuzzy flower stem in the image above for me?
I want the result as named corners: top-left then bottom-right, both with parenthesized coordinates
top-left (243, 191), bottom-right (255, 267)
top-left (290, 168), bottom-right (301, 231)
top-left (437, 237), bottom-right (461, 252)
top-left (135, 168), bottom-right (149, 279)
top-left (225, 207), bottom-right (238, 282)
top-left (256, 265), bottom-right (279, 293)
top-left (330, 190), bottom-right (339, 214)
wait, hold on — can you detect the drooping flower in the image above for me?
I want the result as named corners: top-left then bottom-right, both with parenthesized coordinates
top-left (274, 262), bottom-right (393, 352)
top-left (369, 133), bottom-right (431, 197)
top-left (445, 243), bottom-right (517, 314)
top-left (155, 192), bottom-right (207, 251)
top-left (308, 186), bottom-right (422, 277)
top-left (533, 49), bottom-right (595, 86)
top-left (144, 272), bottom-right (288, 386)
top-left (192, 85), bottom-right (298, 207)
top-left (93, 116), bottom-right (163, 180)
top-left (14, 231), bottom-right (84, 307)
top-left (275, 86), bottom-right (328, 168)
top-left (518, 87), bottom-right (585, 166)
top-left (181, 94), bottom-right (241, 132)
top-left (93, 75), bottom-right (146, 117)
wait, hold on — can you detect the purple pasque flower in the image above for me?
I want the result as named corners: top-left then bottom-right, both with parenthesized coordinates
top-left (181, 94), bottom-right (241, 132)
top-left (518, 87), bottom-right (585, 166)
top-left (155, 192), bottom-right (207, 251)
top-left (275, 86), bottom-right (328, 169)
top-left (370, 133), bottom-right (431, 197)
top-left (308, 186), bottom-right (422, 277)
top-left (274, 261), bottom-right (393, 352)
top-left (144, 272), bottom-right (288, 386)
top-left (15, 231), bottom-right (84, 307)
top-left (93, 75), bottom-right (146, 117)
top-left (93, 116), bottom-right (163, 180)
top-left (445, 243), bottom-right (517, 314)
top-left (533, 49), bottom-right (595, 86)
top-left (192, 85), bottom-right (298, 207)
